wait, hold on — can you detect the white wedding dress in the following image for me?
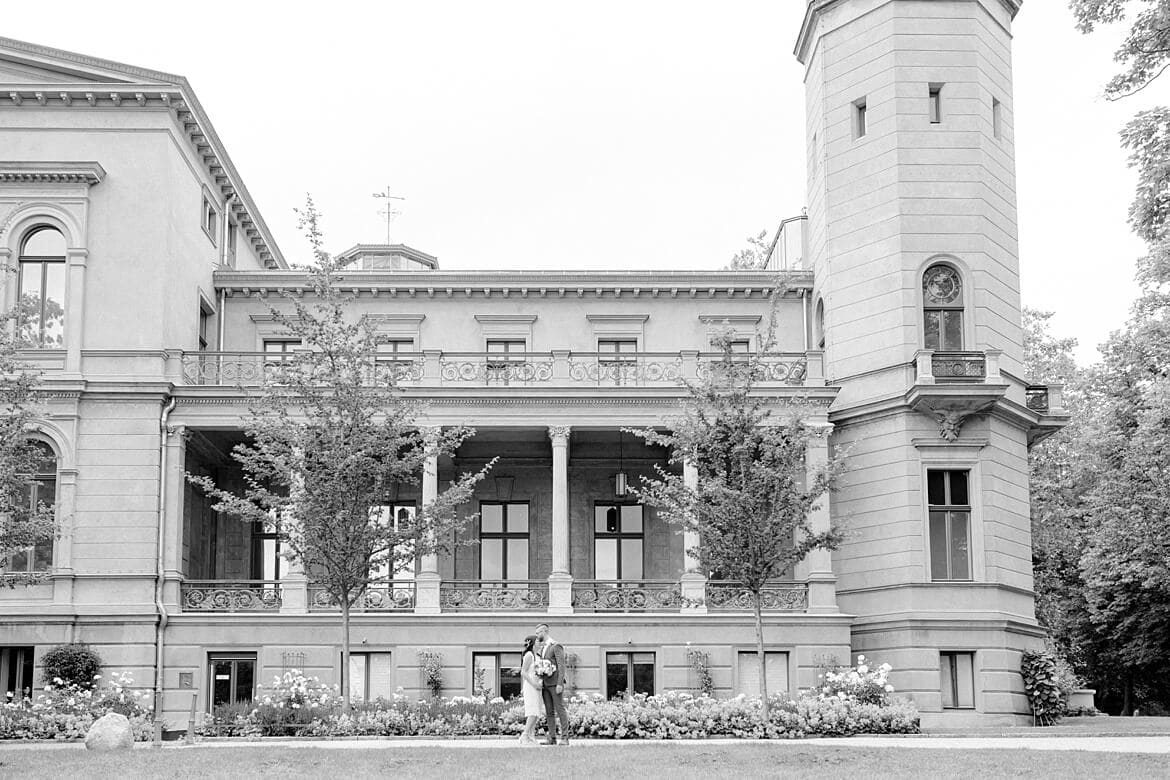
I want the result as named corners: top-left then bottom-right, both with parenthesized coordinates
top-left (521, 650), bottom-right (544, 717)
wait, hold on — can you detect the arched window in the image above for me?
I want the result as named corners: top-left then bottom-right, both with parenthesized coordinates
top-left (3, 441), bottom-right (56, 574)
top-left (922, 264), bottom-right (963, 351)
top-left (17, 226), bottom-right (67, 349)
top-left (814, 298), bottom-right (826, 350)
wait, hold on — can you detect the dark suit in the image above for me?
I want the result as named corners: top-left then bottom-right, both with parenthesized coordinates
top-left (539, 640), bottom-right (570, 743)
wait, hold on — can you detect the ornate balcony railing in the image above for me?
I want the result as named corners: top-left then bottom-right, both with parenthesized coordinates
top-left (180, 580), bottom-right (282, 612)
top-left (930, 351), bottom-right (987, 380)
top-left (1025, 385), bottom-right (1050, 413)
top-left (178, 351), bottom-right (812, 389)
top-left (308, 580), bottom-right (415, 612)
top-left (571, 580), bottom-right (684, 612)
top-left (439, 580), bottom-right (549, 610)
top-left (704, 581), bottom-right (808, 611)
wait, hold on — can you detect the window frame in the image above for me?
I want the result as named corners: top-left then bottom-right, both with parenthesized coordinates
top-left (207, 652), bottom-right (256, 711)
top-left (597, 338), bottom-right (638, 364)
top-left (853, 97), bottom-right (868, 139)
top-left (478, 501), bottom-right (530, 581)
top-left (346, 650), bottom-right (394, 702)
top-left (368, 503), bottom-right (419, 582)
top-left (735, 650), bottom-right (791, 697)
top-left (927, 469), bottom-right (973, 582)
top-left (3, 440), bottom-right (57, 575)
top-left (921, 262), bottom-right (966, 352)
top-left (939, 651), bottom-right (977, 710)
top-left (929, 84), bottom-right (943, 124)
top-left (593, 502), bottom-right (645, 581)
top-left (471, 651), bottom-right (523, 700)
top-left (1, 646), bottom-right (36, 702)
top-left (992, 97), bottom-right (1003, 140)
top-left (201, 196), bottom-right (218, 245)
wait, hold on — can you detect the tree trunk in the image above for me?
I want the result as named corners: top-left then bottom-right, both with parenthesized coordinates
top-left (341, 597), bottom-right (352, 709)
top-left (1122, 675), bottom-right (1133, 716)
top-left (754, 589), bottom-right (769, 723)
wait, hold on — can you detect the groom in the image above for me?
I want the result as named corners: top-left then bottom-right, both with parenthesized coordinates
top-left (534, 622), bottom-right (570, 746)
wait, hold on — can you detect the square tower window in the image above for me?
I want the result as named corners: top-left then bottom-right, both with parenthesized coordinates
top-left (853, 98), bottom-right (868, 139)
top-left (929, 84), bottom-right (943, 124)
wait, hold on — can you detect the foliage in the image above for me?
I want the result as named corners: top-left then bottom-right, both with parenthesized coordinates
top-left (0, 672), bottom-right (153, 740)
top-left (686, 648), bottom-right (714, 697)
top-left (187, 197), bottom-right (490, 705)
top-left (0, 261), bottom-right (54, 588)
top-left (417, 651), bottom-right (444, 698)
top-left (631, 328), bottom-right (845, 717)
top-left (817, 655), bottom-right (895, 707)
top-left (1021, 650), bottom-right (1068, 726)
top-left (40, 645), bottom-right (103, 691)
top-left (725, 229), bottom-right (771, 270)
top-left (1070, 0), bottom-right (1170, 99)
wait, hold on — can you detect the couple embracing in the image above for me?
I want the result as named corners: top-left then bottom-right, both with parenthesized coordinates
top-left (517, 622), bottom-right (571, 746)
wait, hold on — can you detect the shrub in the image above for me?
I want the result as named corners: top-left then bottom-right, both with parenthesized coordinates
top-left (0, 671), bottom-right (153, 741)
top-left (818, 655), bottom-right (894, 706)
top-left (417, 651), bottom-right (443, 699)
top-left (687, 648), bottom-right (714, 697)
top-left (1021, 649), bottom-right (1066, 725)
top-left (40, 644), bottom-right (102, 691)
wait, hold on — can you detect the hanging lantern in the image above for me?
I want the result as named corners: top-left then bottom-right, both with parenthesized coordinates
top-left (614, 429), bottom-right (629, 497)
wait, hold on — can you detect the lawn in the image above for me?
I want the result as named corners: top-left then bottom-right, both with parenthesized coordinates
top-left (2, 743), bottom-right (1168, 779)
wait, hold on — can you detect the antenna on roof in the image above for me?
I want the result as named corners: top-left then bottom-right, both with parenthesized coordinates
top-left (372, 186), bottom-right (406, 245)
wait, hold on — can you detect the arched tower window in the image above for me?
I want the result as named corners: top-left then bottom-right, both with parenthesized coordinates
top-left (17, 226), bottom-right (67, 349)
top-left (3, 441), bottom-right (57, 574)
top-left (922, 264), bottom-right (963, 351)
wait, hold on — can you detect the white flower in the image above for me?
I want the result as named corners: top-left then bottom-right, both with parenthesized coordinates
top-left (885, 685), bottom-right (894, 692)
top-left (857, 665), bottom-right (868, 674)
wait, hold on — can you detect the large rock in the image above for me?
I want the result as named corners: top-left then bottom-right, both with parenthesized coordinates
top-left (85, 712), bottom-right (134, 751)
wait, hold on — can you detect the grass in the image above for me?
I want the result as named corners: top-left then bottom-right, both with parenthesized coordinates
top-left (2, 743), bottom-right (1169, 779)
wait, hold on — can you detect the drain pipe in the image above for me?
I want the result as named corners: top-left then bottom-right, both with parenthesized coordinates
top-left (153, 397), bottom-right (177, 744)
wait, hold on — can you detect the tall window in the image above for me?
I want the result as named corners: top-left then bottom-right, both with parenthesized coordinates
top-left (208, 653), bottom-right (255, 709)
top-left (928, 470), bottom-right (971, 581)
top-left (923, 264), bottom-right (964, 351)
top-left (594, 504), bottom-right (643, 580)
top-left (940, 651), bottom-right (975, 709)
top-left (929, 84), bottom-right (943, 124)
top-left (606, 652), bottom-right (654, 698)
top-left (369, 504), bottom-right (418, 583)
top-left (853, 98), bottom-right (868, 139)
top-left (1, 646), bottom-right (35, 701)
top-left (4, 442), bottom-right (56, 574)
top-left (598, 339), bottom-right (637, 364)
top-left (17, 226), bottom-right (67, 349)
top-left (479, 502), bottom-right (529, 580)
top-left (348, 651), bottom-right (394, 701)
top-left (250, 514), bottom-right (288, 581)
top-left (202, 197), bottom-right (218, 243)
top-left (198, 302), bottom-right (214, 351)
top-left (472, 652), bottom-right (522, 700)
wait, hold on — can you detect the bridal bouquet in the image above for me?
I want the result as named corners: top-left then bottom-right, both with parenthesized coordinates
top-left (533, 658), bottom-right (557, 678)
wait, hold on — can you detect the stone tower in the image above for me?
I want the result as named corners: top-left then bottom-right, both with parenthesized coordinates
top-left (796, 0), bottom-right (1065, 724)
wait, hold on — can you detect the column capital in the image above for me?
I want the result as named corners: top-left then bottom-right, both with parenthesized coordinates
top-left (547, 425), bottom-right (571, 445)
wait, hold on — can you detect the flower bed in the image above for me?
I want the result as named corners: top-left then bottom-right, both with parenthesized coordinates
top-left (0, 672), bottom-right (154, 741)
top-left (201, 658), bottom-right (918, 740)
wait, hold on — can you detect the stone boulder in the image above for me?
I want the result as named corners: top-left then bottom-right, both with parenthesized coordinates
top-left (85, 712), bottom-right (134, 751)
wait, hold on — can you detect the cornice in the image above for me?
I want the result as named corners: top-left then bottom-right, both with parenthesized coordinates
top-left (214, 269), bottom-right (813, 300)
top-left (0, 36), bottom-right (286, 270)
top-left (0, 160), bottom-right (106, 185)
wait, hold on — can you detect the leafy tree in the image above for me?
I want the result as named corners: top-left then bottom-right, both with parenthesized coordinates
top-left (189, 198), bottom-right (491, 706)
top-left (1071, 0), bottom-right (1170, 99)
top-left (0, 264), bottom-right (54, 586)
top-left (725, 229), bottom-right (772, 270)
top-left (631, 331), bottom-right (844, 719)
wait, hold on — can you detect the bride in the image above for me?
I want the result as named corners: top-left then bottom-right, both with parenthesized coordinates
top-left (517, 634), bottom-right (544, 746)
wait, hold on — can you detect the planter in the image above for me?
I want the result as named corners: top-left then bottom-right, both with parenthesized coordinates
top-left (1067, 689), bottom-right (1096, 711)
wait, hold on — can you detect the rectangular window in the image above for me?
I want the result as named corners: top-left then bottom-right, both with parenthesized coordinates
top-left (929, 84), bottom-right (943, 124)
top-left (594, 504), bottom-right (644, 580)
top-left (202, 197), bottom-right (218, 244)
top-left (923, 309), bottom-right (963, 351)
top-left (368, 504), bottom-right (418, 582)
top-left (736, 651), bottom-right (789, 697)
top-left (17, 260), bottom-right (66, 349)
top-left (1, 646), bottom-right (35, 701)
top-left (376, 338), bottom-right (415, 357)
top-left (598, 339), bottom-right (638, 363)
top-left (940, 651), bottom-right (976, 709)
top-left (208, 653), bottom-right (255, 709)
top-left (348, 652), bottom-right (394, 702)
top-left (854, 98), bottom-right (867, 139)
top-left (6, 444), bottom-right (56, 574)
top-left (486, 339), bottom-right (526, 361)
top-left (198, 302), bottom-right (213, 352)
top-left (606, 652), bottom-right (654, 699)
top-left (472, 652), bottom-right (523, 700)
top-left (479, 502), bottom-right (529, 580)
top-left (250, 514), bottom-right (288, 581)
top-left (992, 98), bottom-right (1003, 140)
top-left (928, 470), bottom-right (972, 581)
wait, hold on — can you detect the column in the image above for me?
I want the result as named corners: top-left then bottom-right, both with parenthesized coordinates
top-left (414, 429), bottom-right (442, 614)
top-left (804, 424), bottom-right (839, 613)
top-left (547, 425), bottom-right (573, 615)
top-left (281, 445), bottom-right (308, 613)
top-left (679, 458), bottom-right (706, 614)
top-left (161, 424), bottom-right (188, 610)
top-left (64, 247), bottom-right (88, 376)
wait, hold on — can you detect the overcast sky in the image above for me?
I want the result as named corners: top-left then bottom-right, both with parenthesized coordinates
top-left (6, 1), bottom-right (1167, 364)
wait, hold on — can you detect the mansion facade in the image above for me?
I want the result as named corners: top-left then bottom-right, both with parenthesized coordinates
top-left (0, 0), bottom-right (1066, 727)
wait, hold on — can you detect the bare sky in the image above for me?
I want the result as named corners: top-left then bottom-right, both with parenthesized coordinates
top-left (5, 1), bottom-right (1167, 364)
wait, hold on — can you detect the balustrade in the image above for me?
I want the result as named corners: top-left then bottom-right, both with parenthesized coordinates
top-left (180, 580), bottom-right (282, 612)
top-left (704, 581), bottom-right (808, 611)
top-left (570, 580), bottom-right (685, 612)
top-left (307, 581), bottom-right (415, 612)
top-left (1025, 385), bottom-right (1050, 413)
top-left (438, 580), bottom-right (549, 610)
top-left (930, 351), bottom-right (987, 380)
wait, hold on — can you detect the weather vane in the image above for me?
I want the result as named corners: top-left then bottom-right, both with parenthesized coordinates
top-left (372, 186), bottom-right (406, 244)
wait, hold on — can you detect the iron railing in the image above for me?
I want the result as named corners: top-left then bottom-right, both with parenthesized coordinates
top-left (930, 351), bottom-right (987, 380)
top-left (307, 580), bottom-right (416, 612)
top-left (570, 580), bottom-right (685, 612)
top-left (180, 580), bottom-right (283, 612)
top-left (704, 581), bottom-right (808, 611)
top-left (439, 580), bottom-right (549, 610)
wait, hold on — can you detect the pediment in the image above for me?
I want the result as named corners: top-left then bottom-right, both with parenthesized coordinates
top-left (0, 36), bottom-right (178, 86)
